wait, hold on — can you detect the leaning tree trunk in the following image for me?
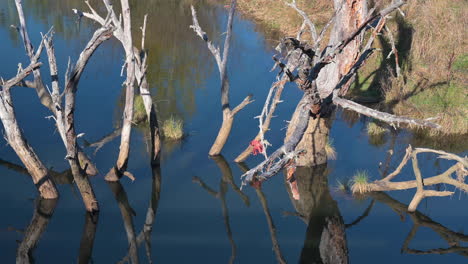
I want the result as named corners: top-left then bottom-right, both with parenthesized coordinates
top-left (0, 63), bottom-right (58, 199)
top-left (286, 0), bottom-right (367, 166)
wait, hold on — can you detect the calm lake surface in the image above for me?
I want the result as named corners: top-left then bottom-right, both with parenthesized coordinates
top-left (0, 0), bottom-right (467, 263)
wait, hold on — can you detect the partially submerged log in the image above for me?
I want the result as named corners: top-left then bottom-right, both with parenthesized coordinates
top-left (352, 145), bottom-right (467, 212)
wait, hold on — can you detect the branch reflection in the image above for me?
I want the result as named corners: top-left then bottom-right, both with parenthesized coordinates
top-left (193, 155), bottom-right (249, 264)
top-left (107, 181), bottom-right (139, 264)
top-left (238, 162), bottom-right (287, 264)
top-left (369, 192), bottom-right (468, 257)
top-left (78, 212), bottom-right (99, 264)
top-left (16, 198), bottom-right (57, 264)
top-left (284, 165), bottom-right (349, 264)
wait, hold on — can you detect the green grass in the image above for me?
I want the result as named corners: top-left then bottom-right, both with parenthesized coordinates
top-left (409, 83), bottom-right (465, 112)
top-left (351, 170), bottom-right (370, 194)
top-left (453, 53), bottom-right (468, 71)
top-left (162, 116), bottom-right (184, 140)
top-left (133, 95), bottom-right (147, 123)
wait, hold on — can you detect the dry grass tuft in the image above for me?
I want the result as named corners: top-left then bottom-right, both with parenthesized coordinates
top-left (162, 116), bottom-right (184, 140)
top-left (366, 122), bottom-right (386, 136)
top-left (325, 139), bottom-right (337, 160)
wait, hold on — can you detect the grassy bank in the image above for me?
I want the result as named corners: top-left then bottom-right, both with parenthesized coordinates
top-left (234, 0), bottom-right (467, 136)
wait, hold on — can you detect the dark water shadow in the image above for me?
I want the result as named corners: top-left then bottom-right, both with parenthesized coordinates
top-left (369, 192), bottom-right (468, 257)
top-left (284, 165), bottom-right (349, 264)
top-left (238, 162), bottom-right (287, 264)
top-left (77, 212), bottom-right (99, 264)
top-left (16, 198), bottom-right (58, 264)
top-left (193, 155), bottom-right (249, 264)
top-left (107, 181), bottom-right (139, 264)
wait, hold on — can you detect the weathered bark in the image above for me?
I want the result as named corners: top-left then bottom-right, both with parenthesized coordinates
top-left (286, 0), bottom-right (367, 165)
top-left (135, 15), bottom-right (161, 163)
top-left (54, 26), bottom-right (114, 212)
top-left (78, 212), bottom-right (99, 264)
top-left (191, 1), bottom-right (253, 156)
top-left (16, 198), bottom-right (57, 264)
top-left (105, 0), bottom-right (137, 181)
top-left (285, 112), bottom-right (331, 166)
top-left (241, 1), bottom-right (434, 185)
top-left (76, 1), bottom-right (162, 166)
top-left (108, 181), bottom-right (139, 264)
top-left (353, 145), bottom-right (467, 212)
top-left (0, 62), bottom-right (59, 199)
top-left (13, 0), bottom-right (98, 176)
top-left (235, 47), bottom-right (306, 162)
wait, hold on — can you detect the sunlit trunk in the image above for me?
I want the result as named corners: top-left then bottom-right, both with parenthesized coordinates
top-left (209, 109), bottom-right (234, 156)
top-left (0, 90), bottom-right (58, 199)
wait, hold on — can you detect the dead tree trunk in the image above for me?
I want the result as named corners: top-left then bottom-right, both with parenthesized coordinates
top-left (191, 0), bottom-right (253, 156)
top-left (241, 1), bottom-right (441, 186)
top-left (0, 62), bottom-right (59, 199)
top-left (76, 0), bottom-right (162, 170)
top-left (352, 145), bottom-right (467, 212)
top-left (286, 0), bottom-right (367, 166)
top-left (13, 0), bottom-right (98, 176)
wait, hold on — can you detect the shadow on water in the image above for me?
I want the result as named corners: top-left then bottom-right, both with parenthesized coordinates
top-left (193, 155), bottom-right (249, 264)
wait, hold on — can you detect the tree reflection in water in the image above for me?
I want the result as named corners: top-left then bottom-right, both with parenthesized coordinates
top-left (16, 198), bottom-right (57, 264)
top-left (193, 155), bottom-right (249, 264)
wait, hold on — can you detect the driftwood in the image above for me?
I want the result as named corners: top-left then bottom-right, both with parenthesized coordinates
top-left (352, 145), bottom-right (467, 212)
top-left (241, 0), bottom-right (442, 186)
top-left (0, 60), bottom-right (59, 199)
top-left (190, 0), bottom-right (254, 156)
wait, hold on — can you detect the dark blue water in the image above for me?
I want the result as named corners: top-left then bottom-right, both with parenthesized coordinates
top-left (0, 1), bottom-right (466, 263)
